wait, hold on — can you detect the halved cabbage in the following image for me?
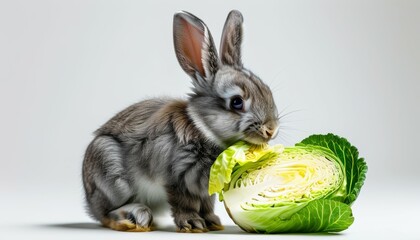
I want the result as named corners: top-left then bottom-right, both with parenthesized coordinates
top-left (209, 134), bottom-right (367, 233)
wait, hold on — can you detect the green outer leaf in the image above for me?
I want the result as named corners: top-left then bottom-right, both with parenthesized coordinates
top-left (298, 133), bottom-right (368, 205)
top-left (208, 143), bottom-right (246, 196)
top-left (232, 199), bottom-right (354, 233)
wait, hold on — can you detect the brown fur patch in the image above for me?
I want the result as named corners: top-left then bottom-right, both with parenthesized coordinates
top-left (102, 218), bottom-right (152, 232)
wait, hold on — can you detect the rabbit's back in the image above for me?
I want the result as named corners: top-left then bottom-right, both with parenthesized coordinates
top-left (94, 98), bottom-right (207, 145)
top-left (95, 98), bottom-right (170, 138)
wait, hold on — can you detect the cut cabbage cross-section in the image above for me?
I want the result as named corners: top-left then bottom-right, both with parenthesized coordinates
top-left (209, 134), bottom-right (367, 233)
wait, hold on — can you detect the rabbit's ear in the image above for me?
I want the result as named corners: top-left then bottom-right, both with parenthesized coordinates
top-left (173, 11), bottom-right (219, 81)
top-left (220, 10), bottom-right (243, 68)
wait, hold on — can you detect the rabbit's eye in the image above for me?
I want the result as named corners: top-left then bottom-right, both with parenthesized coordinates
top-left (230, 96), bottom-right (244, 111)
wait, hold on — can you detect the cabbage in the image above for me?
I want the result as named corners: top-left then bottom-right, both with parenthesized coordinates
top-left (209, 133), bottom-right (367, 233)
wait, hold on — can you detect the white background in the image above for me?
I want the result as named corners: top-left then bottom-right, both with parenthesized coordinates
top-left (1, 0), bottom-right (419, 239)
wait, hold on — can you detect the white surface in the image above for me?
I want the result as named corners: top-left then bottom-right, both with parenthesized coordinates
top-left (1, 0), bottom-right (419, 239)
top-left (1, 184), bottom-right (419, 240)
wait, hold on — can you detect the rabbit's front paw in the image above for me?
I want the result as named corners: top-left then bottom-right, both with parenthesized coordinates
top-left (174, 212), bottom-right (208, 233)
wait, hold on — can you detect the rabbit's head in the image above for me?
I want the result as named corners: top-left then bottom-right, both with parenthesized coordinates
top-left (174, 10), bottom-right (279, 146)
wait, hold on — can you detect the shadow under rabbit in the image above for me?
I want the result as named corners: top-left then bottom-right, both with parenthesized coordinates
top-left (40, 222), bottom-right (106, 231)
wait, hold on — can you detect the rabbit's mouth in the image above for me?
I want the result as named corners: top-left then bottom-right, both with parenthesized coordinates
top-left (243, 132), bottom-right (272, 145)
top-left (243, 122), bottom-right (279, 145)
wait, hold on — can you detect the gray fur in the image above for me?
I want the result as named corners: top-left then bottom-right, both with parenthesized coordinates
top-left (220, 10), bottom-right (243, 68)
top-left (82, 10), bottom-right (279, 232)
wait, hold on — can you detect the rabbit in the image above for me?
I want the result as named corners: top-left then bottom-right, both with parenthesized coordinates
top-left (82, 10), bottom-right (279, 233)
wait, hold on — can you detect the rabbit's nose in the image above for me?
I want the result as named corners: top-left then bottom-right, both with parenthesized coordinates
top-left (265, 128), bottom-right (274, 138)
top-left (261, 124), bottom-right (278, 139)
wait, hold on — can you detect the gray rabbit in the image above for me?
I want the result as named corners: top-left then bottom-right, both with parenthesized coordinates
top-left (82, 10), bottom-right (279, 232)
